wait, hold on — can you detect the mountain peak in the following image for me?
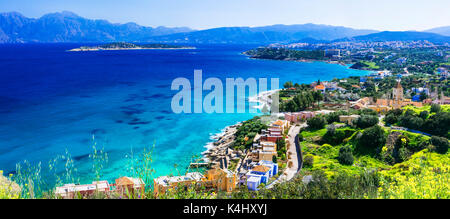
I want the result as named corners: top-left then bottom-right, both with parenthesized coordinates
top-left (0, 11), bottom-right (26, 18)
top-left (426, 26), bottom-right (450, 36)
top-left (41, 11), bottom-right (81, 19)
top-left (60, 11), bottom-right (80, 17)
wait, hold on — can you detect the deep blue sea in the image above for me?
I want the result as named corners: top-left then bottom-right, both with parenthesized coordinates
top-left (0, 44), bottom-right (370, 185)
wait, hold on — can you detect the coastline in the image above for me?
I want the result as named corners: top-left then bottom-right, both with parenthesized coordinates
top-left (201, 122), bottom-right (241, 164)
top-left (67, 47), bottom-right (196, 52)
top-left (201, 89), bottom-right (278, 165)
top-left (248, 89), bottom-right (280, 110)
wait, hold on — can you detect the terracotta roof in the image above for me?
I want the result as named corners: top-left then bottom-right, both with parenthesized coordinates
top-left (376, 99), bottom-right (390, 106)
top-left (314, 84), bottom-right (325, 90)
top-left (273, 120), bottom-right (284, 126)
top-left (252, 165), bottom-right (271, 173)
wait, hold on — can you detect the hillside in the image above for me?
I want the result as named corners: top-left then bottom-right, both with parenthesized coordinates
top-left (339, 31), bottom-right (450, 43)
top-left (426, 26), bottom-right (450, 36)
top-left (150, 24), bottom-right (378, 44)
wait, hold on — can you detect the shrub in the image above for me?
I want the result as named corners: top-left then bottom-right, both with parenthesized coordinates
top-left (338, 146), bottom-right (354, 165)
top-left (355, 115), bottom-right (379, 129)
top-left (325, 111), bottom-right (347, 124)
top-left (419, 111), bottom-right (429, 120)
top-left (359, 108), bottom-right (377, 116)
top-left (399, 114), bottom-right (424, 130)
top-left (272, 155), bottom-right (278, 163)
top-left (384, 109), bottom-right (403, 125)
top-left (384, 114), bottom-right (398, 125)
top-left (303, 154), bottom-right (314, 167)
top-left (297, 133), bottom-right (304, 142)
top-left (398, 147), bottom-right (412, 162)
top-left (430, 136), bottom-right (449, 154)
top-left (430, 104), bottom-right (441, 113)
top-left (307, 116), bottom-right (326, 130)
top-left (423, 112), bottom-right (450, 137)
top-left (322, 127), bottom-right (356, 146)
top-left (356, 125), bottom-right (387, 155)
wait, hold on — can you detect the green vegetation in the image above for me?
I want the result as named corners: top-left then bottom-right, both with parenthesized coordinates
top-left (293, 112), bottom-right (449, 199)
top-left (350, 61), bottom-right (380, 70)
top-left (338, 146), bottom-right (354, 165)
top-left (245, 48), bottom-right (326, 61)
top-left (384, 107), bottom-right (450, 138)
top-left (233, 116), bottom-right (268, 150)
top-left (74, 42), bottom-right (193, 51)
top-left (306, 116), bottom-right (327, 130)
top-left (356, 125), bottom-right (387, 156)
top-left (279, 89), bottom-right (323, 112)
top-left (354, 115), bottom-right (379, 129)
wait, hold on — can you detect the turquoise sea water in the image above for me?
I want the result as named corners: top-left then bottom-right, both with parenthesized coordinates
top-left (0, 44), bottom-right (370, 185)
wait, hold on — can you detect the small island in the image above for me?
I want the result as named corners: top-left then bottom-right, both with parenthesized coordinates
top-left (68, 42), bottom-right (196, 51)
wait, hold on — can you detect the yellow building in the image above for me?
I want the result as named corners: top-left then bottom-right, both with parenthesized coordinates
top-left (351, 80), bottom-right (422, 113)
top-left (202, 168), bottom-right (237, 193)
top-left (339, 115), bottom-right (360, 126)
top-left (153, 168), bottom-right (237, 196)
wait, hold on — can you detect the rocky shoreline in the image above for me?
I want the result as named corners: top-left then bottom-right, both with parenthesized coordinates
top-left (202, 123), bottom-right (244, 169)
top-left (201, 90), bottom-right (278, 169)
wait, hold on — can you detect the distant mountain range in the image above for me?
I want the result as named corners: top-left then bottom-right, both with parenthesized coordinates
top-left (149, 24), bottom-right (378, 44)
top-left (335, 31), bottom-right (450, 44)
top-left (1, 11), bottom-right (449, 44)
top-left (426, 26), bottom-right (450, 36)
top-left (0, 11), bottom-right (192, 43)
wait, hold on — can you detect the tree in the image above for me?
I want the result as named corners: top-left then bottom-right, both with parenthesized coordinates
top-left (312, 90), bottom-right (324, 108)
top-left (419, 110), bottom-right (429, 120)
top-left (430, 136), bottom-right (449, 154)
top-left (307, 116), bottom-right (326, 130)
top-left (357, 125), bottom-right (387, 155)
top-left (325, 111), bottom-right (347, 124)
top-left (423, 112), bottom-right (450, 137)
top-left (385, 114), bottom-right (398, 125)
top-left (272, 155), bottom-right (278, 163)
top-left (430, 104), bottom-right (441, 113)
top-left (276, 138), bottom-right (287, 158)
top-left (338, 146), bottom-right (354, 165)
top-left (283, 81), bottom-right (293, 89)
top-left (399, 115), bottom-right (424, 130)
top-left (355, 115), bottom-right (379, 129)
top-left (419, 92), bottom-right (427, 101)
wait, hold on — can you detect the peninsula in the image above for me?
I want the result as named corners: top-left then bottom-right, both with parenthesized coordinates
top-left (68, 42), bottom-right (196, 51)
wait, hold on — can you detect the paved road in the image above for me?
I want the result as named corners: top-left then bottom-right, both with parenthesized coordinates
top-left (267, 123), bottom-right (305, 188)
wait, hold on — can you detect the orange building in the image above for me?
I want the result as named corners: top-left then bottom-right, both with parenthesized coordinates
top-left (314, 83), bottom-right (326, 93)
top-left (115, 177), bottom-right (146, 197)
top-left (153, 169), bottom-right (237, 196)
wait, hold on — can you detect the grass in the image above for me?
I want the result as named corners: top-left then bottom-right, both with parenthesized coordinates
top-left (402, 104), bottom-right (450, 114)
top-left (299, 123), bottom-right (449, 198)
top-left (378, 150), bottom-right (450, 199)
top-left (361, 61), bottom-right (380, 70)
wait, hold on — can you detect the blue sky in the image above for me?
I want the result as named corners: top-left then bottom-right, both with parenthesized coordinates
top-left (0, 0), bottom-right (449, 31)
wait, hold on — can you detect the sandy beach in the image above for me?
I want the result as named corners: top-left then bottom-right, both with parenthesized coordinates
top-left (248, 89), bottom-right (280, 110)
